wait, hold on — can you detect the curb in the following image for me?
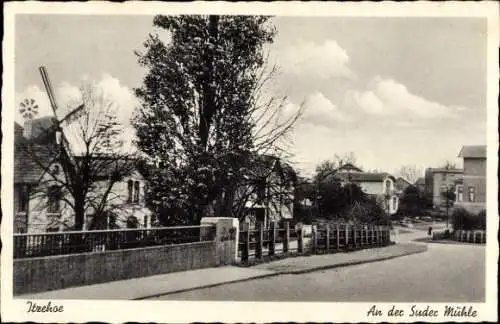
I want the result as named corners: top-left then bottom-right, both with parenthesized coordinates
top-left (134, 244), bottom-right (428, 300)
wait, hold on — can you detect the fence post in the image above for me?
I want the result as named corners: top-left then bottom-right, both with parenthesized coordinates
top-left (376, 226), bottom-right (380, 246)
top-left (370, 225), bottom-right (374, 246)
top-left (336, 224), bottom-right (340, 250)
top-left (297, 227), bottom-right (304, 253)
top-left (353, 225), bottom-right (358, 249)
top-left (345, 224), bottom-right (349, 249)
top-left (269, 221), bottom-right (276, 257)
top-left (325, 225), bottom-right (330, 252)
top-left (283, 221), bottom-right (290, 254)
top-left (312, 225), bottom-right (318, 254)
top-left (256, 221), bottom-right (263, 259)
top-left (359, 225), bottom-right (365, 248)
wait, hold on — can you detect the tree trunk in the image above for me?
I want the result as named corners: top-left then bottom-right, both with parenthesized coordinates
top-left (199, 15), bottom-right (219, 150)
top-left (74, 199), bottom-right (85, 230)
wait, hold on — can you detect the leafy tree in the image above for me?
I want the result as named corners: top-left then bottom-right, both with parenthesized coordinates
top-left (399, 185), bottom-right (422, 217)
top-left (133, 15), bottom-right (302, 225)
top-left (21, 81), bottom-right (136, 230)
top-left (441, 186), bottom-right (456, 227)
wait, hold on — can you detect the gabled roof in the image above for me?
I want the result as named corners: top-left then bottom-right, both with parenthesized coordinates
top-left (458, 145), bottom-right (486, 159)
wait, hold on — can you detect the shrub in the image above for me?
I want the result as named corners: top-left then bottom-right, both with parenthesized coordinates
top-left (452, 207), bottom-right (486, 231)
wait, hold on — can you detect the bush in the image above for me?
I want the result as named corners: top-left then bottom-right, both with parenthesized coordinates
top-left (452, 207), bottom-right (486, 231)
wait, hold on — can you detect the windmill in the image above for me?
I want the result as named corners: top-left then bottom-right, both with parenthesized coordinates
top-left (38, 66), bottom-right (84, 153)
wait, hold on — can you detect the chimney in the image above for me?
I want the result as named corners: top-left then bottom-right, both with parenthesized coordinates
top-left (23, 119), bottom-right (33, 139)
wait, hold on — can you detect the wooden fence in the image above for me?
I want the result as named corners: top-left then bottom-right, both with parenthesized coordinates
top-left (453, 230), bottom-right (486, 244)
top-left (238, 222), bottom-right (392, 262)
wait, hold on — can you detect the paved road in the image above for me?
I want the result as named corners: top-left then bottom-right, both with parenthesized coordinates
top-left (151, 226), bottom-right (485, 302)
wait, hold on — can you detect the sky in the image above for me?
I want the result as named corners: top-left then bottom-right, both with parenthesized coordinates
top-left (14, 15), bottom-right (487, 178)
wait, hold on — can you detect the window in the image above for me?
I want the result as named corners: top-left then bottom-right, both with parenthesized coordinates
top-left (127, 180), bottom-right (133, 203)
top-left (468, 187), bottom-right (476, 203)
top-left (47, 186), bottom-right (62, 213)
top-left (392, 196), bottom-right (397, 209)
top-left (16, 184), bottom-right (29, 213)
top-left (456, 185), bottom-right (464, 202)
top-left (134, 181), bottom-right (140, 203)
top-left (144, 216), bottom-right (148, 228)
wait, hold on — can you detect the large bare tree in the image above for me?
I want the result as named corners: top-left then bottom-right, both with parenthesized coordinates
top-left (396, 164), bottom-right (423, 183)
top-left (20, 82), bottom-right (136, 230)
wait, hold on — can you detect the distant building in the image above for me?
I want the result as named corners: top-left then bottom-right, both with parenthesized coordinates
top-left (454, 145), bottom-right (486, 214)
top-left (334, 164), bottom-right (399, 215)
top-left (424, 167), bottom-right (463, 210)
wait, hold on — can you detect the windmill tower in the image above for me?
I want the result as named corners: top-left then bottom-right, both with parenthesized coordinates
top-left (19, 98), bottom-right (39, 138)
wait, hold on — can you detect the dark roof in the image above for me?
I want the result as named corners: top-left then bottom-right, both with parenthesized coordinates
top-left (15, 121), bottom-right (58, 183)
top-left (458, 145), bottom-right (486, 159)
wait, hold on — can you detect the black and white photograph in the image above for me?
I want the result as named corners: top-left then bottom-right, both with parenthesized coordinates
top-left (1, 2), bottom-right (498, 323)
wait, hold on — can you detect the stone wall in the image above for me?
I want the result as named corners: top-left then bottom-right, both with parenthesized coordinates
top-left (14, 241), bottom-right (216, 295)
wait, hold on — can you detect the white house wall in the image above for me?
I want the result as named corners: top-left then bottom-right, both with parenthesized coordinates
top-left (23, 167), bottom-right (152, 233)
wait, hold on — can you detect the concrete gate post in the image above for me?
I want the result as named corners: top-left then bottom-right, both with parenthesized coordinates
top-left (201, 217), bottom-right (239, 266)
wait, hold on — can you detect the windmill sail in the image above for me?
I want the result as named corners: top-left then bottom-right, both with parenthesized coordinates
top-left (39, 66), bottom-right (85, 156)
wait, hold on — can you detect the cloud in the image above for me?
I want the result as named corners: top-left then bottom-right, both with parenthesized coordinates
top-left (276, 40), bottom-right (355, 80)
top-left (301, 92), bottom-right (351, 127)
top-left (346, 77), bottom-right (467, 119)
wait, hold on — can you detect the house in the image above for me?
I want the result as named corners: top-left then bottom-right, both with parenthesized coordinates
top-left (333, 164), bottom-right (399, 215)
top-left (454, 145), bottom-right (486, 214)
top-left (240, 155), bottom-right (297, 229)
top-left (13, 117), bottom-right (152, 233)
top-left (424, 167), bottom-right (463, 210)
top-left (395, 177), bottom-right (412, 196)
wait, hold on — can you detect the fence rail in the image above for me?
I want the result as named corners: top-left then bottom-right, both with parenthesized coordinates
top-left (14, 225), bottom-right (216, 259)
top-left (238, 222), bottom-right (391, 262)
